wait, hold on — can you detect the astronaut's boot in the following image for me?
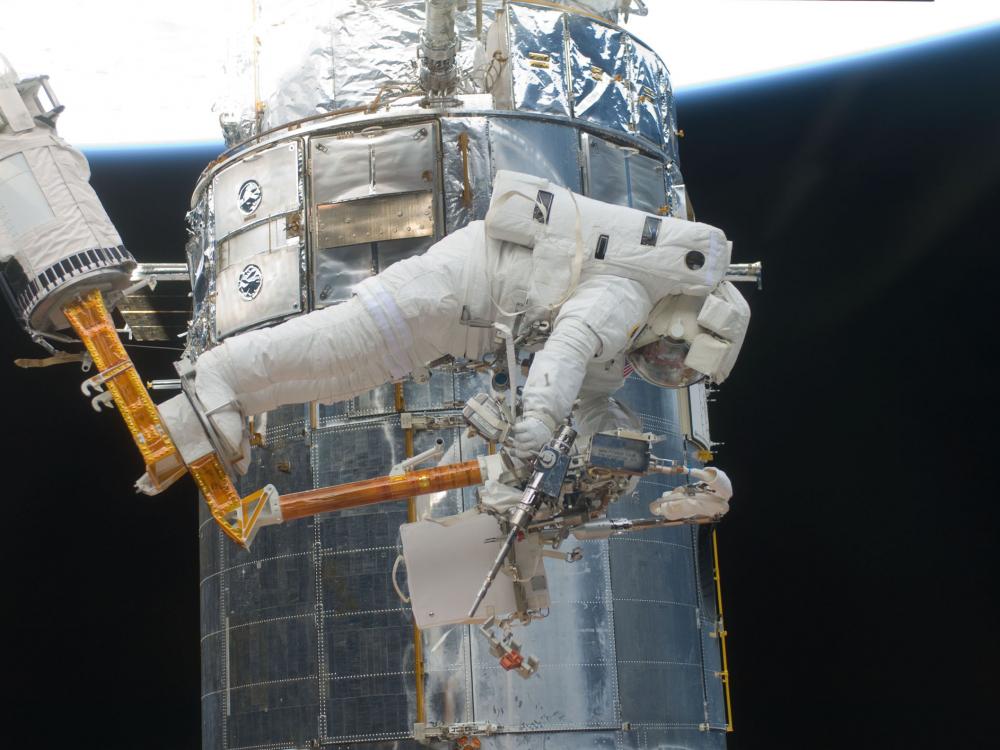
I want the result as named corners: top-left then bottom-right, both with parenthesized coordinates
top-left (649, 467), bottom-right (733, 521)
top-left (137, 388), bottom-right (250, 496)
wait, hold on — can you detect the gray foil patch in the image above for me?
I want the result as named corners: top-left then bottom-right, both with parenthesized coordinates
top-left (488, 116), bottom-right (582, 191)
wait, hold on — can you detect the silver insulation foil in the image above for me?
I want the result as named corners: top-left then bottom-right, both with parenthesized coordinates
top-left (218, 1), bottom-right (506, 141)
top-left (193, 4), bottom-right (723, 749)
top-left (217, 2), bottom-right (674, 152)
top-left (194, 110), bottom-right (724, 750)
top-left (489, 2), bottom-right (678, 151)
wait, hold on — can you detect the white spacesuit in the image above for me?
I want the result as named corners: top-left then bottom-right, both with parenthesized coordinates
top-left (158, 171), bottom-right (751, 481)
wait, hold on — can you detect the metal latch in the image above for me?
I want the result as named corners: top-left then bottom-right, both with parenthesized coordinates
top-left (413, 720), bottom-right (500, 745)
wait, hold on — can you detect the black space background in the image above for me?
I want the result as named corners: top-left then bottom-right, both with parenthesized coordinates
top-left (2, 25), bottom-right (998, 750)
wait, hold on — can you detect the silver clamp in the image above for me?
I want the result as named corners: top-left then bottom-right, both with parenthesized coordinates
top-left (413, 720), bottom-right (500, 745)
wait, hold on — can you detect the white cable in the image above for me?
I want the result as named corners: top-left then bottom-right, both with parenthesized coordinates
top-left (391, 554), bottom-right (410, 604)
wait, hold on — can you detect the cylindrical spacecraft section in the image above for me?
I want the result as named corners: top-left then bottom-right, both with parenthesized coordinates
top-left (0, 59), bottom-right (135, 334)
top-left (193, 4), bottom-right (725, 750)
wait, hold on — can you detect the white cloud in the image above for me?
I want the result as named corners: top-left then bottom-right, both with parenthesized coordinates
top-left (2, 0), bottom-right (997, 146)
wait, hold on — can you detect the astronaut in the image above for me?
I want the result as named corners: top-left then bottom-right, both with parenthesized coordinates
top-left (1, 53), bottom-right (749, 507)
top-left (157, 170), bottom-right (751, 484)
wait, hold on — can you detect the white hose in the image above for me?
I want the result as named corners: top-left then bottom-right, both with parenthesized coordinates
top-left (391, 554), bottom-right (411, 604)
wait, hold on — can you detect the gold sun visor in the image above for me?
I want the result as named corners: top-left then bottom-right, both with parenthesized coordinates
top-left (627, 336), bottom-right (706, 389)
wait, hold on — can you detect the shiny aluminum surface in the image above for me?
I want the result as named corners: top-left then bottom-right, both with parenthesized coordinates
top-left (195, 4), bottom-right (726, 748)
top-left (196, 110), bottom-right (726, 749)
top-left (220, 1), bottom-right (506, 141)
top-left (567, 14), bottom-right (630, 133)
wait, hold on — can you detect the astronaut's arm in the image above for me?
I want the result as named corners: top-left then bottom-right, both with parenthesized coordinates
top-left (511, 315), bottom-right (600, 457)
top-left (512, 278), bottom-right (651, 457)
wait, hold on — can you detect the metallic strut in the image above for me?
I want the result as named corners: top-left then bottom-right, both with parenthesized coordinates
top-left (420, 0), bottom-right (461, 94)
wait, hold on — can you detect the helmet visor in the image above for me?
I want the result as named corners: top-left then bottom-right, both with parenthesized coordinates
top-left (627, 337), bottom-right (705, 388)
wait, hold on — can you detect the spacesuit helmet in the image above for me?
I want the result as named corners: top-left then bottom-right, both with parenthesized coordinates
top-left (627, 295), bottom-right (707, 388)
top-left (627, 282), bottom-right (751, 388)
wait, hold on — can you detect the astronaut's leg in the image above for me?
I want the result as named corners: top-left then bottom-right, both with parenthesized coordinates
top-left (160, 223), bottom-right (481, 473)
top-left (158, 294), bottom-right (410, 471)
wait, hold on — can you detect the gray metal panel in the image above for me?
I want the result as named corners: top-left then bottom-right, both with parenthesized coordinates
top-left (583, 133), bottom-right (666, 215)
top-left (213, 141), bottom-right (301, 240)
top-left (470, 537), bottom-right (620, 731)
top-left (507, 3), bottom-right (572, 118)
top-left (484, 731), bottom-right (621, 750)
top-left (440, 117), bottom-right (493, 233)
top-left (643, 727), bottom-right (727, 750)
top-left (318, 383), bottom-right (398, 420)
top-left (262, 402), bottom-right (309, 439)
top-left (228, 677), bottom-right (320, 749)
top-left (311, 123), bottom-right (438, 204)
top-left (402, 369), bottom-right (458, 412)
top-left (455, 368), bottom-right (498, 406)
top-left (666, 159), bottom-right (688, 219)
top-left (422, 623), bottom-right (472, 726)
top-left (628, 152), bottom-right (668, 214)
top-left (700, 614), bottom-right (727, 731)
top-left (489, 117), bottom-right (582, 191)
top-left (315, 243), bottom-right (374, 306)
top-left (470, 607), bottom-right (619, 730)
top-left (568, 15), bottom-right (631, 134)
top-left (215, 243), bottom-right (303, 338)
top-left (201, 691), bottom-right (223, 750)
top-left (218, 215), bottom-right (300, 270)
top-left (376, 236), bottom-right (436, 273)
top-left (609, 378), bottom-right (712, 730)
top-left (311, 418), bottom-right (406, 488)
top-left (227, 552), bottom-right (316, 627)
top-left (583, 133), bottom-right (628, 206)
top-left (313, 235), bottom-right (436, 308)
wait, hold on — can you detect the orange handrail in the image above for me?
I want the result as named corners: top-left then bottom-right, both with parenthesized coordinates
top-left (281, 459), bottom-right (483, 520)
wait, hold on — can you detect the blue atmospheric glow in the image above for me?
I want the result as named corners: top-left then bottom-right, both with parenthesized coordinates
top-left (82, 140), bottom-right (226, 158)
top-left (77, 20), bottom-right (1000, 152)
top-left (676, 20), bottom-right (1000, 100)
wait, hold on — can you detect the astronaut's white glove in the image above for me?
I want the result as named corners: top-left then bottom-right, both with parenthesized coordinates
top-left (508, 414), bottom-right (555, 460)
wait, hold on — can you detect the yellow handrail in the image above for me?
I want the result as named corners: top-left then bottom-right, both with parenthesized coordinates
top-left (711, 527), bottom-right (734, 732)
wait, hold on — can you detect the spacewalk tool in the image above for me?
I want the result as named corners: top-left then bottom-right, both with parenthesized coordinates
top-left (468, 424), bottom-right (578, 619)
top-left (394, 408), bottom-right (736, 676)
